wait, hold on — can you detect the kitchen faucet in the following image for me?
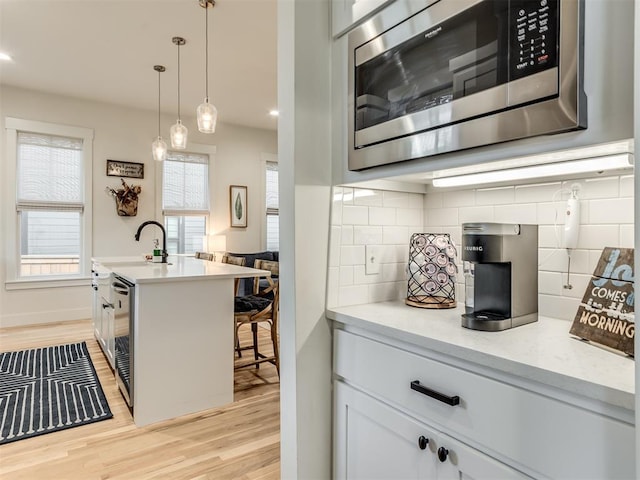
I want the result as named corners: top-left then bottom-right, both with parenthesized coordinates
top-left (134, 220), bottom-right (168, 263)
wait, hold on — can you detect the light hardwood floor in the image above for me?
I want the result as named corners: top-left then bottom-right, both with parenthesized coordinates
top-left (0, 319), bottom-right (280, 479)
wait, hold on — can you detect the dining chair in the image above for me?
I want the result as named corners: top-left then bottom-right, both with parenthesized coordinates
top-left (233, 259), bottom-right (279, 377)
top-left (195, 251), bottom-right (214, 261)
top-left (222, 254), bottom-right (246, 295)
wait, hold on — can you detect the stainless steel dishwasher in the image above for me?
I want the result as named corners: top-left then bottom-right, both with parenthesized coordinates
top-left (112, 274), bottom-right (135, 408)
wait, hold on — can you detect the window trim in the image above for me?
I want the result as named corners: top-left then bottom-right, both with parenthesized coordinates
top-left (261, 153), bottom-right (278, 251)
top-left (5, 117), bottom-right (93, 287)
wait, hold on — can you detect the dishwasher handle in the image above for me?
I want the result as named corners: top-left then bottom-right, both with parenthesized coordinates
top-left (111, 281), bottom-right (130, 296)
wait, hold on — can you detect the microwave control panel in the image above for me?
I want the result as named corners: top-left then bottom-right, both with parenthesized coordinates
top-left (510, 0), bottom-right (559, 80)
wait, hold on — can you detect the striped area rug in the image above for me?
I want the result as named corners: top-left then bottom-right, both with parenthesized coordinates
top-left (0, 342), bottom-right (112, 445)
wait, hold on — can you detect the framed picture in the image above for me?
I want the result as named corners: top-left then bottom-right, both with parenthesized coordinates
top-left (106, 159), bottom-right (144, 179)
top-left (230, 185), bottom-right (248, 228)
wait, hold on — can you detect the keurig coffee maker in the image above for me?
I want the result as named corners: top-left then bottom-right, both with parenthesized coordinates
top-left (462, 223), bottom-right (538, 331)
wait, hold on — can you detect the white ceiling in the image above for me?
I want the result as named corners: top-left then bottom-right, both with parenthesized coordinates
top-left (0, 0), bottom-right (278, 131)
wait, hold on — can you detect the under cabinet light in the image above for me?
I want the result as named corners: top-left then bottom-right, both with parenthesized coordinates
top-left (432, 154), bottom-right (633, 188)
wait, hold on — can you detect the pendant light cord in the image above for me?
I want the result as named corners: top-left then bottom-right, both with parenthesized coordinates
top-left (157, 70), bottom-right (161, 136)
top-left (177, 42), bottom-right (181, 120)
top-left (205, 4), bottom-right (209, 101)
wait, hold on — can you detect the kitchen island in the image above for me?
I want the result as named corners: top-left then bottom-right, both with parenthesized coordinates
top-left (93, 256), bottom-right (270, 427)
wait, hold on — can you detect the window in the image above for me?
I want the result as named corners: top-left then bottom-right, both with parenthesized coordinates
top-left (6, 118), bottom-right (93, 283)
top-left (265, 161), bottom-right (279, 250)
top-left (162, 150), bottom-right (210, 255)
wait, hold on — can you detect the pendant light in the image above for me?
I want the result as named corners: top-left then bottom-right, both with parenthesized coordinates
top-left (170, 36), bottom-right (188, 150)
top-left (196, 0), bottom-right (218, 133)
top-left (151, 65), bottom-right (168, 162)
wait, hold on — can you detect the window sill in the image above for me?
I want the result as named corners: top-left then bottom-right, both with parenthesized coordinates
top-left (5, 276), bottom-right (91, 291)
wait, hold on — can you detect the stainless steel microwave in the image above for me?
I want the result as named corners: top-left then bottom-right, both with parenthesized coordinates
top-left (348, 0), bottom-right (586, 171)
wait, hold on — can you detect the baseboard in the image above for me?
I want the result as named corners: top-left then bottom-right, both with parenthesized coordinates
top-left (0, 307), bottom-right (91, 328)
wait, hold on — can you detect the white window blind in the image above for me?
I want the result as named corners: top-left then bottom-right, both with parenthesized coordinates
top-left (162, 151), bottom-right (209, 215)
top-left (266, 161), bottom-right (279, 251)
top-left (17, 132), bottom-right (83, 208)
top-left (16, 131), bottom-right (85, 277)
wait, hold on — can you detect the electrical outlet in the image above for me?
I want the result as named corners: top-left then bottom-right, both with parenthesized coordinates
top-left (365, 245), bottom-right (381, 275)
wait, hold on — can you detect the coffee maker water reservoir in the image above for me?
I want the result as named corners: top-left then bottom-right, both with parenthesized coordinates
top-left (461, 223), bottom-right (538, 331)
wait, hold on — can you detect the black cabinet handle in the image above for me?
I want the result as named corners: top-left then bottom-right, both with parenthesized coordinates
top-left (418, 435), bottom-right (429, 450)
top-left (437, 447), bottom-right (449, 462)
top-left (410, 380), bottom-right (460, 406)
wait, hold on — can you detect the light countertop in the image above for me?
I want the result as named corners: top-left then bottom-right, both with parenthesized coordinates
top-left (327, 301), bottom-right (635, 412)
top-left (92, 256), bottom-right (269, 285)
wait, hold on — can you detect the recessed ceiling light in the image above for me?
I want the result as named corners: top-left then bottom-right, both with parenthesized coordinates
top-left (269, 110), bottom-right (279, 117)
top-left (0, 52), bottom-right (13, 61)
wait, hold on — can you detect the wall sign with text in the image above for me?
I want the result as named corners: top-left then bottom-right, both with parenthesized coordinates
top-left (569, 247), bottom-right (635, 356)
top-left (106, 159), bottom-right (144, 179)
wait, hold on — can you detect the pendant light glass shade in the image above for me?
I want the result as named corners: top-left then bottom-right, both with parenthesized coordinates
top-left (152, 65), bottom-right (168, 162)
top-left (197, 0), bottom-right (218, 133)
top-left (170, 36), bottom-right (188, 150)
top-left (170, 119), bottom-right (188, 149)
top-left (197, 100), bottom-right (217, 133)
top-left (152, 136), bottom-right (168, 162)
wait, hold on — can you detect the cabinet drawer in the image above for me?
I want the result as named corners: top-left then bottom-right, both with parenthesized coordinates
top-left (334, 329), bottom-right (634, 479)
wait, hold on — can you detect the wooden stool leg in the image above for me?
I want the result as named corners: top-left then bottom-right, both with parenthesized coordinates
top-left (251, 323), bottom-right (259, 368)
top-left (270, 321), bottom-right (280, 378)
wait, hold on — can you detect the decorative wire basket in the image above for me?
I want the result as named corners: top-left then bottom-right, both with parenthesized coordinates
top-left (406, 233), bottom-right (457, 309)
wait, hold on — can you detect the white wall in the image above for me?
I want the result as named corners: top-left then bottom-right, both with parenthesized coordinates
top-left (0, 85), bottom-right (276, 327)
top-left (328, 175), bottom-right (634, 323)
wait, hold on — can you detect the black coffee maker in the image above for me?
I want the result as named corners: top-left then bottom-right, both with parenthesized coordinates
top-left (461, 222), bottom-right (538, 331)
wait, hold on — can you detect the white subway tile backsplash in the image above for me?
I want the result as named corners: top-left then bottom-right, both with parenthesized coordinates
top-left (588, 198), bottom-right (634, 224)
top-left (369, 281), bottom-right (405, 303)
top-left (341, 225), bottom-right (354, 245)
top-left (443, 189), bottom-right (476, 207)
top-left (353, 226), bottom-right (382, 245)
top-left (476, 186), bottom-right (515, 206)
top-left (396, 208), bottom-right (423, 227)
top-left (354, 189), bottom-right (383, 207)
top-left (426, 208), bottom-right (459, 226)
top-left (515, 182), bottom-right (562, 204)
top-left (576, 225), bottom-right (619, 249)
top-left (494, 203), bottom-right (537, 224)
top-left (383, 190), bottom-right (409, 208)
top-left (339, 266), bottom-right (354, 286)
top-left (619, 175), bottom-right (634, 197)
top-left (343, 205), bottom-right (369, 225)
top-left (369, 207), bottom-right (396, 225)
top-left (342, 187), bottom-right (354, 205)
top-left (408, 193), bottom-right (424, 209)
top-left (538, 294), bottom-right (580, 321)
top-left (565, 176), bottom-right (619, 200)
top-left (620, 225), bottom-right (634, 248)
top-left (340, 245), bottom-right (365, 266)
top-left (383, 226), bottom-right (409, 245)
top-left (354, 265), bottom-right (382, 285)
top-left (539, 271), bottom-right (563, 296)
top-left (339, 285), bottom-right (369, 306)
top-left (382, 263), bottom-right (407, 283)
top-left (424, 192), bottom-right (443, 209)
top-left (538, 248), bottom-right (590, 275)
top-left (458, 206), bottom-right (494, 223)
top-left (330, 176), bottom-right (633, 311)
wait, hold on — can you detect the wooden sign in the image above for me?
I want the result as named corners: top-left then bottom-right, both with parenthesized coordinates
top-left (569, 247), bottom-right (635, 356)
top-left (106, 159), bottom-right (144, 179)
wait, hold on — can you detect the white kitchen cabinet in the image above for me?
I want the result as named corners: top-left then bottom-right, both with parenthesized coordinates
top-left (332, 327), bottom-right (635, 479)
top-left (334, 381), bottom-right (530, 480)
top-left (91, 263), bottom-right (115, 369)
